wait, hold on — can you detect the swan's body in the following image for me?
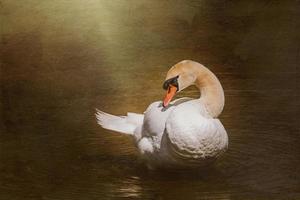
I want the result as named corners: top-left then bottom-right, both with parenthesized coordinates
top-left (96, 60), bottom-right (228, 168)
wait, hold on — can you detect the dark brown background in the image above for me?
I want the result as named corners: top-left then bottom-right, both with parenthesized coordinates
top-left (1, 1), bottom-right (300, 199)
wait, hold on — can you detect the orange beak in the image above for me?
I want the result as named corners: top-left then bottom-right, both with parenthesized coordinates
top-left (163, 85), bottom-right (177, 107)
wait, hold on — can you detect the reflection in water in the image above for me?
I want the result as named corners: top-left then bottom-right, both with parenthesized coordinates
top-left (1, 0), bottom-right (300, 200)
top-left (113, 176), bottom-right (142, 198)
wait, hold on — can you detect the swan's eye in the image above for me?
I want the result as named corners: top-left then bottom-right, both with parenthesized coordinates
top-left (163, 75), bottom-right (179, 90)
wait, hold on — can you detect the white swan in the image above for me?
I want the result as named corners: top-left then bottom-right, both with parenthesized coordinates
top-left (96, 60), bottom-right (228, 168)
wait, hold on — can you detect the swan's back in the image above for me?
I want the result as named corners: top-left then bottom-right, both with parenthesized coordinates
top-left (141, 98), bottom-right (192, 139)
top-left (136, 98), bottom-right (192, 164)
top-left (136, 98), bottom-right (227, 168)
top-left (161, 100), bottom-right (228, 166)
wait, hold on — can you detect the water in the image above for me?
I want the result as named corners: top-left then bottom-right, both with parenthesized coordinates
top-left (1, 0), bottom-right (299, 199)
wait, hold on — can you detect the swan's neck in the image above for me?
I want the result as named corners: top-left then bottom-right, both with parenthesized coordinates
top-left (194, 68), bottom-right (224, 118)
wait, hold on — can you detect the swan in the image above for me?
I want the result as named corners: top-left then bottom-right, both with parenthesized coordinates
top-left (96, 60), bottom-right (228, 168)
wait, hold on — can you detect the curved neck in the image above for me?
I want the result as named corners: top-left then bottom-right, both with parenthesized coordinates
top-left (194, 67), bottom-right (225, 118)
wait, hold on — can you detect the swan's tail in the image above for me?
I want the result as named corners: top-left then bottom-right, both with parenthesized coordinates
top-left (95, 109), bottom-right (144, 135)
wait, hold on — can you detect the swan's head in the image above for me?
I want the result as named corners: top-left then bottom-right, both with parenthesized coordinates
top-left (162, 60), bottom-right (199, 107)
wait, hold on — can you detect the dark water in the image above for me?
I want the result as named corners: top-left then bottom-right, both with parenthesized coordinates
top-left (1, 1), bottom-right (300, 199)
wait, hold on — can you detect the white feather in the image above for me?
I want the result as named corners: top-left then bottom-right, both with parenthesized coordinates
top-left (95, 109), bottom-right (144, 135)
